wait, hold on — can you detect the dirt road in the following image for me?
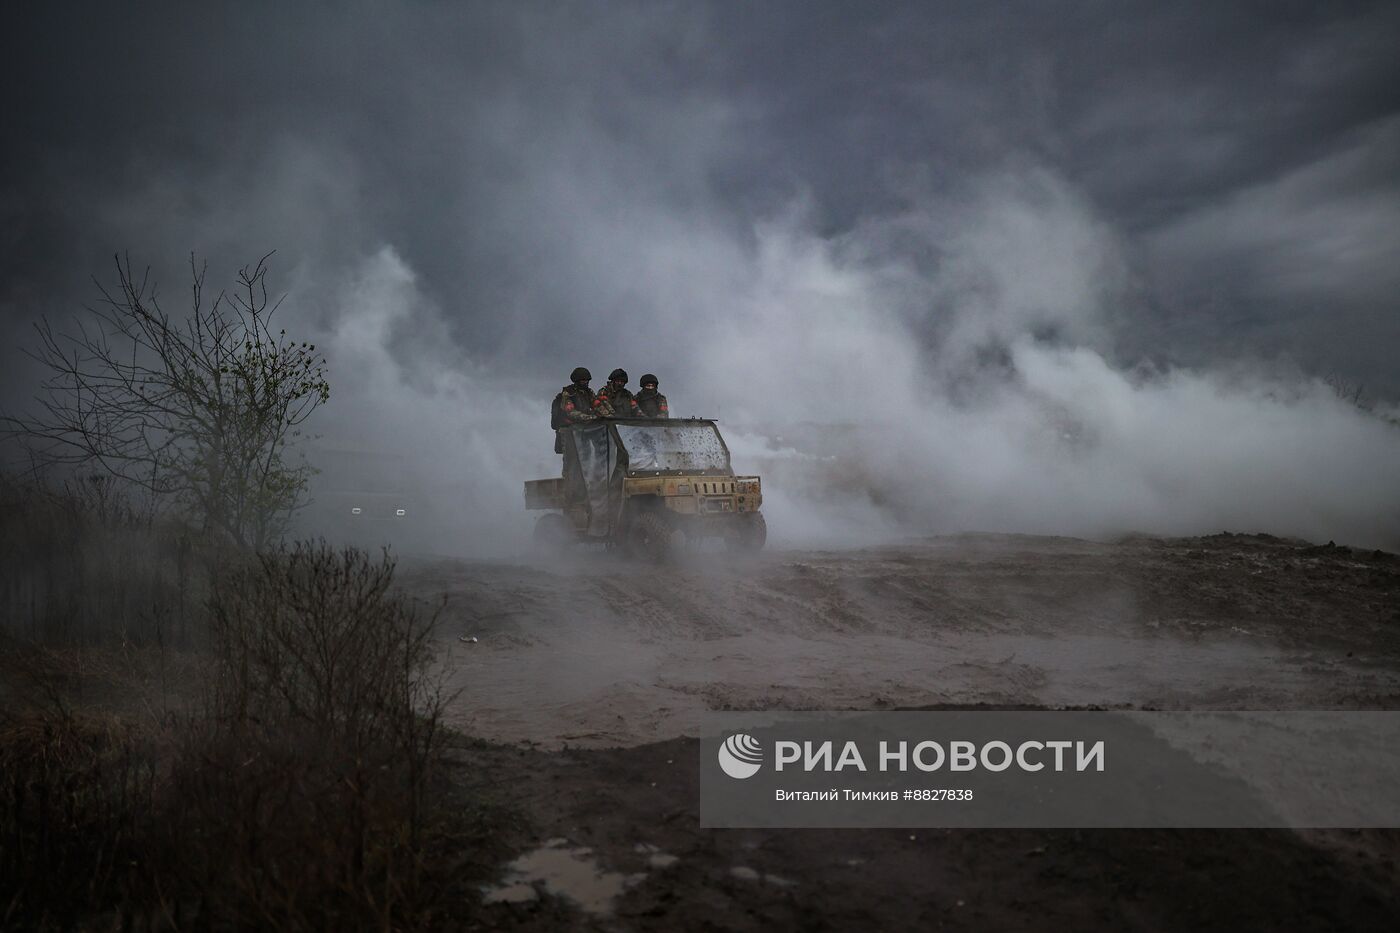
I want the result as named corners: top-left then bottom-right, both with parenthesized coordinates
top-left (401, 533), bottom-right (1400, 747)
top-left (397, 533), bottom-right (1400, 929)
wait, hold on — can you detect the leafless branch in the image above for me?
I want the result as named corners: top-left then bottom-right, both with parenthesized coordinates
top-left (2, 253), bottom-right (330, 549)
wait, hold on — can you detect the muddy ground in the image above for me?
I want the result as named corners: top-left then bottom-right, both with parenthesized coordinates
top-left (399, 533), bottom-right (1400, 929)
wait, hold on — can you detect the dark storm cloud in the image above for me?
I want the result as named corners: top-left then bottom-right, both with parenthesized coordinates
top-left (5, 0), bottom-right (1399, 387)
top-left (3, 1), bottom-right (1399, 551)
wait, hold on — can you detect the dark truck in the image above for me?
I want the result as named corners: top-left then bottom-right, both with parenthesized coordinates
top-left (524, 417), bottom-right (765, 559)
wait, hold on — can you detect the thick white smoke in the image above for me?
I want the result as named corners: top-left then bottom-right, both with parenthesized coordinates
top-left (294, 164), bottom-right (1400, 556)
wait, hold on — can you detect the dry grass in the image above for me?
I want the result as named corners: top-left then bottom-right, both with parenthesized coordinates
top-left (0, 702), bottom-right (163, 930)
top-left (0, 480), bottom-right (485, 930)
top-left (0, 475), bottom-right (206, 646)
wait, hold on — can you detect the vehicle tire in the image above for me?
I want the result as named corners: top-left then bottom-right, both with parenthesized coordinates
top-left (533, 513), bottom-right (573, 552)
top-left (629, 510), bottom-right (675, 563)
top-left (727, 512), bottom-right (767, 553)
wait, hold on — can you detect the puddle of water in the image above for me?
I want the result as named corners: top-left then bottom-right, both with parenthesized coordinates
top-left (482, 883), bottom-right (537, 905)
top-left (486, 842), bottom-right (640, 915)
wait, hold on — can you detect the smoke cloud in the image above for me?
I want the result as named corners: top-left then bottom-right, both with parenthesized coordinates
top-left (286, 160), bottom-right (1400, 554)
top-left (4, 2), bottom-right (1399, 553)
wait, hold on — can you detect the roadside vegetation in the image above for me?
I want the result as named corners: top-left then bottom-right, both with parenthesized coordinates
top-left (0, 502), bottom-right (482, 928)
top-left (0, 257), bottom-right (490, 930)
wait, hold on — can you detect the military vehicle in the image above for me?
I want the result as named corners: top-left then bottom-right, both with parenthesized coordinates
top-left (524, 417), bottom-right (765, 559)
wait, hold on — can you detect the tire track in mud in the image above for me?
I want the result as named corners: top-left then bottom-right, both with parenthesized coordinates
top-left (398, 534), bottom-right (1400, 746)
top-left (588, 576), bottom-right (746, 640)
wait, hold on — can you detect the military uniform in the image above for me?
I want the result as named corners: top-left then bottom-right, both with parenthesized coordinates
top-left (594, 384), bottom-right (639, 418)
top-left (558, 383), bottom-right (596, 423)
top-left (554, 382), bottom-right (596, 454)
top-left (635, 387), bottom-right (669, 418)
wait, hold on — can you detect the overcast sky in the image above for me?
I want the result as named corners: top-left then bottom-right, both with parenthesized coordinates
top-left (4, 1), bottom-right (1398, 549)
top-left (5, 1), bottom-right (1398, 389)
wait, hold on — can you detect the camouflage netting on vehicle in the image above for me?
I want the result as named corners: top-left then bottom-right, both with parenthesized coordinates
top-left (573, 422), bottom-right (619, 536)
top-left (614, 423), bottom-right (729, 472)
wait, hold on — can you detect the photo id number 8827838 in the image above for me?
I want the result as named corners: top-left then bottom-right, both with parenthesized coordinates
top-left (905, 789), bottom-right (974, 801)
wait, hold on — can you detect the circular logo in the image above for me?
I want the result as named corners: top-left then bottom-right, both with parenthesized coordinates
top-left (718, 733), bottom-right (763, 779)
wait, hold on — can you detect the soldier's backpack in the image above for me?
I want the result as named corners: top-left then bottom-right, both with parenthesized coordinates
top-left (548, 389), bottom-right (565, 428)
top-left (550, 390), bottom-right (569, 430)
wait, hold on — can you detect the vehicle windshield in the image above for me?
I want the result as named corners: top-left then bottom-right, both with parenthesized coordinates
top-left (614, 422), bottom-right (730, 472)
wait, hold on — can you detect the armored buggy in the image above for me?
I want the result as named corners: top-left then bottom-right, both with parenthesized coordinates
top-left (524, 418), bottom-right (765, 559)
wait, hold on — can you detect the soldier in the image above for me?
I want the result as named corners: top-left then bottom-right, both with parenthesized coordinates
top-left (593, 368), bottom-right (640, 418)
top-left (553, 366), bottom-right (597, 462)
top-left (635, 373), bottom-right (669, 418)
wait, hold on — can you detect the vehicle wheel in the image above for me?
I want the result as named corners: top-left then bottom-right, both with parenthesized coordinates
top-left (629, 511), bottom-right (675, 563)
top-left (727, 512), bottom-right (767, 553)
top-left (533, 513), bottom-right (573, 552)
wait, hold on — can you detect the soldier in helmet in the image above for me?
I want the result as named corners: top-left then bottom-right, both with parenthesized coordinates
top-left (593, 368), bottom-right (640, 418)
top-left (635, 373), bottom-right (669, 418)
top-left (553, 367), bottom-right (597, 466)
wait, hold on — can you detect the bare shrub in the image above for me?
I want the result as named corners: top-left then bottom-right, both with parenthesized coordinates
top-left (166, 541), bottom-right (457, 928)
top-left (207, 541), bottom-right (443, 747)
top-left (7, 253), bottom-right (328, 550)
top-left (1323, 372), bottom-right (1367, 409)
top-left (0, 542), bottom-right (467, 930)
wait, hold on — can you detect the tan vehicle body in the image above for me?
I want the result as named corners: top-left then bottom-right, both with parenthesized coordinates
top-left (524, 417), bottom-right (766, 557)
